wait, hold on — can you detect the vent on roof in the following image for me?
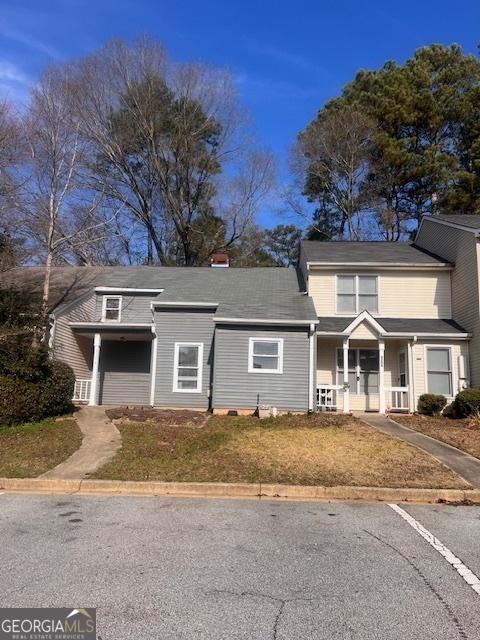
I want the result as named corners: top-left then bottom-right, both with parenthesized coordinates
top-left (210, 252), bottom-right (229, 268)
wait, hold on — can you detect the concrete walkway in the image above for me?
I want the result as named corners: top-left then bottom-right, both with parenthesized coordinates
top-left (358, 413), bottom-right (480, 488)
top-left (41, 407), bottom-right (122, 480)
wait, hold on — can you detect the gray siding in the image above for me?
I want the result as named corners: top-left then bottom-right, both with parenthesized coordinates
top-left (154, 308), bottom-right (215, 408)
top-left (53, 294), bottom-right (95, 378)
top-left (416, 219), bottom-right (480, 384)
top-left (94, 293), bottom-right (161, 323)
top-left (98, 340), bottom-right (152, 405)
top-left (213, 325), bottom-right (310, 411)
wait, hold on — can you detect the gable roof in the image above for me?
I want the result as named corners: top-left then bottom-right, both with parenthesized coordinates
top-left (0, 266), bottom-right (318, 324)
top-left (301, 241), bottom-right (451, 267)
top-left (422, 214), bottom-right (480, 231)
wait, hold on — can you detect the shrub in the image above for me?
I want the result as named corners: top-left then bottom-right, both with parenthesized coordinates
top-left (418, 393), bottom-right (447, 416)
top-left (442, 402), bottom-right (457, 419)
top-left (453, 388), bottom-right (480, 418)
top-left (0, 346), bottom-right (74, 426)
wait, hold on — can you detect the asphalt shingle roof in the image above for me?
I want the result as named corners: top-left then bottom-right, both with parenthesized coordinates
top-left (317, 317), bottom-right (467, 335)
top-left (1, 266), bottom-right (318, 323)
top-left (424, 214), bottom-right (480, 230)
top-left (301, 241), bottom-right (450, 265)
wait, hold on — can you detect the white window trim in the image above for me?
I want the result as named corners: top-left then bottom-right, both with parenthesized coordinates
top-left (335, 274), bottom-right (380, 316)
top-left (101, 295), bottom-right (122, 322)
top-left (173, 342), bottom-right (203, 393)
top-left (248, 337), bottom-right (284, 374)
top-left (424, 345), bottom-right (454, 397)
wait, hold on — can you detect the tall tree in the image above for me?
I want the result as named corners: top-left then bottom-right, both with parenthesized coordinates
top-left (20, 67), bottom-right (115, 340)
top-left (67, 38), bottom-right (274, 266)
top-left (297, 44), bottom-right (480, 238)
top-left (263, 224), bottom-right (302, 266)
top-left (295, 105), bottom-right (376, 239)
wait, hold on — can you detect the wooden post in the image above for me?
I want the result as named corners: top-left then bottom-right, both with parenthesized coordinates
top-left (89, 333), bottom-right (101, 406)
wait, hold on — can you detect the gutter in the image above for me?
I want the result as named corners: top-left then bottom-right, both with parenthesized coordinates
top-left (213, 317), bottom-right (316, 326)
top-left (306, 262), bottom-right (452, 270)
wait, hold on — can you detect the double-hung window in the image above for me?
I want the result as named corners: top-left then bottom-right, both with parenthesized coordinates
top-left (337, 275), bottom-right (378, 314)
top-left (248, 338), bottom-right (283, 373)
top-left (102, 295), bottom-right (122, 322)
top-left (173, 343), bottom-right (203, 392)
top-left (426, 347), bottom-right (452, 396)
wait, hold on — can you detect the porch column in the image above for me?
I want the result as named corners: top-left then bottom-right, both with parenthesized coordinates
top-left (89, 333), bottom-right (101, 406)
top-left (343, 338), bottom-right (350, 414)
top-left (149, 333), bottom-right (158, 407)
top-left (407, 340), bottom-right (415, 412)
top-left (378, 339), bottom-right (385, 413)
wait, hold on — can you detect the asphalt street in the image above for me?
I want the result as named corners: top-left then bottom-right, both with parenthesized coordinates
top-left (1, 493), bottom-right (479, 639)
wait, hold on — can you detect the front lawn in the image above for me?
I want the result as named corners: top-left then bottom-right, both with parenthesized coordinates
top-left (0, 417), bottom-right (82, 478)
top-left (93, 410), bottom-right (463, 488)
top-left (393, 414), bottom-right (480, 459)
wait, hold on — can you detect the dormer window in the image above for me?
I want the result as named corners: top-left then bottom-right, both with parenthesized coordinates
top-left (337, 275), bottom-right (378, 314)
top-left (102, 295), bottom-right (122, 322)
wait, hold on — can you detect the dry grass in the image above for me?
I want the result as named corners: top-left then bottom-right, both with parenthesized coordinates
top-left (94, 411), bottom-right (463, 488)
top-left (0, 417), bottom-right (82, 478)
top-left (393, 414), bottom-right (480, 459)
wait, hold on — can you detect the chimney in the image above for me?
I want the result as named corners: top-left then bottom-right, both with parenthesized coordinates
top-left (210, 251), bottom-right (229, 268)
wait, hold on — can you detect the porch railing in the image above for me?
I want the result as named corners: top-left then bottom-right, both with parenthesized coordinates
top-left (73, 378), bottom-right (91, 403)
top-left (386, 386), bottom-right (409, 412)
top-left (316, 385), bottom-right (343, 411)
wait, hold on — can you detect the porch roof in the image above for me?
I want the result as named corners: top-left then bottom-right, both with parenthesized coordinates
top-left (316, 316), bottom-right (469, 337)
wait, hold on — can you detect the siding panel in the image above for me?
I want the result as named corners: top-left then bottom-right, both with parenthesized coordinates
top-left (154, 308), bottom-right (214, 409)
top-left (53, 294), bottom-right (95, 378)
top-left (309, 269), bottom-right (451, 318)
top-left (416, 219), bottom-right (480, 385)
top-left (98, 340), bottom-right (151, 405)
top-left (94, 293), bottom-right (159, 323)
top-left (213, 325), bottom-right (310, 411)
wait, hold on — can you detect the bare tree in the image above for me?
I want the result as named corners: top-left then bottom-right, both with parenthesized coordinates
top-left (295, 105), bottom-right (376, 240)
top-left (20, 67), bottom-right (116, 341)
top-left (66, 37), bottom-right (274, 265)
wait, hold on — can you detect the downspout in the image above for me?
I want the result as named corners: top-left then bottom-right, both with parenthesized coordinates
top-left (48, 314), bottom-right (56, 355)
top-left (308, 322), bottom-right (315, 412)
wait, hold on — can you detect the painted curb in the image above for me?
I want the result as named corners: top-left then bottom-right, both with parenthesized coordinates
top-left (0, 477), bottom-right (479, 504)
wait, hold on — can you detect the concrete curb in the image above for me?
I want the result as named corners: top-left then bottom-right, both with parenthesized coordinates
top-left (1, 477), bottom-right (479, 504)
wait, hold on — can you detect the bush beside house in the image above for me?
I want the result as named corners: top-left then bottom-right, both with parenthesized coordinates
top-left (418, 394), bottom-right (447, 416)
top-left (453, 388), bottom-right (480, 418)
top-left (0, 343), bottom-right (74, 427)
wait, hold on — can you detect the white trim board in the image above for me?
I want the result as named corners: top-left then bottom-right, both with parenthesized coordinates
top-left (95, 287), bottom-right (164, 293)
top-left (214, 317), bottom-right (313, 326)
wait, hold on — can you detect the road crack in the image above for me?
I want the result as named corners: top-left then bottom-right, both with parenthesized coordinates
top-left (363, 529), bottom-right (468, 640)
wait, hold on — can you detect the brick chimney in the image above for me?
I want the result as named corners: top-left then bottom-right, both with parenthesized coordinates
top-left (210, 251), bottom-right (229, 268)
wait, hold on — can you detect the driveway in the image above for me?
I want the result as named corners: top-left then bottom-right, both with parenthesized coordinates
top-left (1, 494), bottom-right (479, 639)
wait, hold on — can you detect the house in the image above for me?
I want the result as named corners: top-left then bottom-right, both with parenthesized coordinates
top-left (3, 214), bottom-right (480, 414)
top-left (39, 266), bottom-right (318, 412)
top-left (298, 239), bottom-right (470, 414)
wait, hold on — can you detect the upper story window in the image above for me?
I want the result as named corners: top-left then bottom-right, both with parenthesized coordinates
top-left (248, 338), bottom-right (283, 374)
top-left (102, 295), bottom-right (122, 322)
top-left (336, 275), bottom-right (378, 314)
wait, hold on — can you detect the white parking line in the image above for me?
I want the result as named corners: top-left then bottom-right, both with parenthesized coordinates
top-left (389, 503), bottom-right (480, 595)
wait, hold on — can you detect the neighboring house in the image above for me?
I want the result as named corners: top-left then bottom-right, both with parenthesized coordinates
top-left (41, 265), bottom-right (317, 412)
top-left (298, 239), bottom-right (470, 414)
top-left (3, 214), bottom-right (480, 414)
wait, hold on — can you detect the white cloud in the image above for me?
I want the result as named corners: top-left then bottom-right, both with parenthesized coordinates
top-left (0, 60), bottom-right (30, 85)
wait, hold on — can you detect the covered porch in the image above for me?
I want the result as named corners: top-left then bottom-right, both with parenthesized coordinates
top-left (316, 311), bottom-right (413, 414)
top-left (69, 322), bottom-right (155, 406)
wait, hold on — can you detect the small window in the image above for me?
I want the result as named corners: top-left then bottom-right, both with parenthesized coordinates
top-left (173, 343), bottom-right (203, 392)
top-left (102, 296), bottom-right (122, 322)
top-left (426, 347), bottom-right (452, 396)
top-left (248, 338), bottom-right (283, 374)
top-left (336, 275), bottom-right (378, 314)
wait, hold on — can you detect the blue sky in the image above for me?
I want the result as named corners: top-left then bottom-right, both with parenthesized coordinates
top-left (1, 0), bottom-right (479, 227)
